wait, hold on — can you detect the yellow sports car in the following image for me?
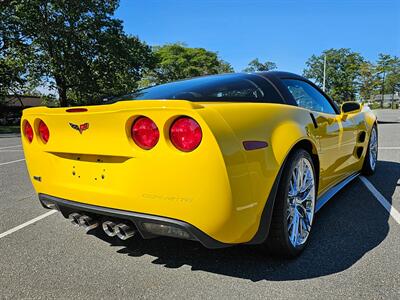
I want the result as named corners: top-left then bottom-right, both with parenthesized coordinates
top-left (21, 72), bottom-right (377, 257)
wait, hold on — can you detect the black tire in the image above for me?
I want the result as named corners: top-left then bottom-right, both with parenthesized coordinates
top-left (265, 148), bottom-right (316, 258)
top-left (362, 125), bottom-right (378, 176)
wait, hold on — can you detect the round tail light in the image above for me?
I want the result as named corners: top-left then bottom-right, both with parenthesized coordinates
top-left (24, 121), bottom-right (34, 143)
top-left (38, 120), bottom-right (50, 143)
top-left (131, 116), bottom-right (159, 150)
top-left (170, 117), bottom-right (202, 152)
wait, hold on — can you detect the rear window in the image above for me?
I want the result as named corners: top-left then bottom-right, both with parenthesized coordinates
top-left (113, 74), bottom-right (282, 103)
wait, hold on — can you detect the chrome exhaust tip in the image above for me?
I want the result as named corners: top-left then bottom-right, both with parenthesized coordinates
top-left (78, 215), bottom-right (98, 231)
top-left (68, 213), bottom-right (82, 227)
top-left (102, 221), bottom-right (118, 237)
top-left (116, 223), bottom-right (136, 240)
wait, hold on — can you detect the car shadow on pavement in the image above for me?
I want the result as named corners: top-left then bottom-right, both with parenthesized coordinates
top-left (89, 160), bottom-right (398, 282)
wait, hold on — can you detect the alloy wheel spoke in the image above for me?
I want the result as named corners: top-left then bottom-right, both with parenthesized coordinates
top-left (301, 217), bottom-right (311, 233)
top-left (289, 210), bottom-right (300, 245)
top-left (296, 203), bottom-right (308, 216)
top-left (286, 157), bottom-right (315, 248)
top-left (298, 214), bottom-right (304, 239)
top-left (300, 185), bottom-right (313, 202)
top-left (300, 169), bottom-right (312, 192)
top-left (369, 128), bottom-right (378, 168)
top-left (292, 171), bottom-right (298, 195)
top-left (289, 180), bottom-right (296, 198)
top-left (297, 162), bottom-right (304, 190)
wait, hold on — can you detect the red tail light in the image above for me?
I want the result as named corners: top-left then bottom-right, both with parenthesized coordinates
top-left (24, 121), bottom-right (34, 143)
top-left (131, 116), bottom-right (159, 150)
top-left (170, 117), bottom-right (202, 152)
top-left (38, 120), bottom-right (50, 143)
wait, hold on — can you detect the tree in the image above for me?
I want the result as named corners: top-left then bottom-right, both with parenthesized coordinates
top-left (141, 43), bottom-right (234, 85)
top-left (0, 2), bottom-right (39, 105)
top-left (243, 58), bottom-right (277, 72)
top-left (303, 48), bottom-right (364, 103)
top-left (376, 54), bottom-right (400, 99)
top-left (2, 0), bottom-right (156, 106)
top-left (0, 49), bottom-right (31, 106)
top-left (358, 61), bottom-right (380, 102)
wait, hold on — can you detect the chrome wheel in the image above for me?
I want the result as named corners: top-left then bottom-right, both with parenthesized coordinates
top-left (287, 158), bottom-right (315, 247)
top-left (369, 127), bottom-right (378, 170)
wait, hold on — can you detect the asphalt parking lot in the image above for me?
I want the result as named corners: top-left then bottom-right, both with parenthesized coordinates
top-left (0, 110), bottom-right (399, 299)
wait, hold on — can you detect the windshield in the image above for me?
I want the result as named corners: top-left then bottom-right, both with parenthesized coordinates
top-left (113, 74), bottom-right (282, 103)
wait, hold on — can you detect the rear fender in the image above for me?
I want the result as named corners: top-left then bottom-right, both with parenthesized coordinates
top-left (204, 103), bottom-right (319, 242)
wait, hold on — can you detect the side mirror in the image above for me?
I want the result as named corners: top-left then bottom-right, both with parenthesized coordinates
top-left (341, 102), bottom-right (362, 115)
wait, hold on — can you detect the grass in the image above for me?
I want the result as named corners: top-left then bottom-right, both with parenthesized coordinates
top-left (0, 125), bottom-right (21, 134)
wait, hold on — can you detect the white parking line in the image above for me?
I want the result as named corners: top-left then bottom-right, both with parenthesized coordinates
top-left (0, 159), bottom-right (25, 166)
top-left (0, 145), bottom-right (21, 150)
top-left (379, 147), bottom-right (400, 150)
top-left (0, 210), bottom-right (57, 239)
top-left (360, 176), bottom-right (400, 225)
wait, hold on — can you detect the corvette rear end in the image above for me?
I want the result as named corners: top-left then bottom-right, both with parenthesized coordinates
top-left (21, 99), bottom-right (280, 247)
top-left (22, 72), bottom-right (377, 257)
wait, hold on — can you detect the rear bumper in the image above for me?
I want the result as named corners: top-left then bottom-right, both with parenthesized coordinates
top-left (23, 103), bottom-right (282, 245)
top-left (39, 193), bottom-right (230, 249)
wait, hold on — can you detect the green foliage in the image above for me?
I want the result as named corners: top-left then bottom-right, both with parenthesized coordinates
top-left (358, 61), bottom-right (380, 101)
top-left (303, 48), bottom-right (365, 103)
top-left (369, 102), bottom-right (382, 110)
top-left (140, 43), bottom-right (234, 86)
top-left (0, 53), bottom-right (28, 104)
top-left (0, 126), bottom-right (21, 134)
top-left (2, 0), bottom-right (398, 108)
top-left (1, 0), bottom-right (156, 106)
top-left (243, 58), bottom-right (277, 72)
top-left (304, 50), bottom-right (400, 103)
top-left (376, 53), bottom-right (400, 95)
top-left (0, 1), bottom-right (39, 104)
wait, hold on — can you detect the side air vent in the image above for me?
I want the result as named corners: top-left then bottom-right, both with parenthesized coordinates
top-left (358, 131), bottom-right (366, 143)
top-left (356, 147), bottom-right (363, 159)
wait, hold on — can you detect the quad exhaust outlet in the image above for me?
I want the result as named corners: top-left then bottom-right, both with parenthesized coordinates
top-left (115, 223), bottom-right (136, 240)
top-left (68, 213), bottom-right (82, 227)
top-left (78, 215), bottom-right (99, 231)
top-left (102, 221), bottom-right (136, 240)
top-left (102, 221), bottom-right (118, 237)
top-left (68, 213), bottom-right (136, 240)
top-left (68, 213), bottom-right (98, 231)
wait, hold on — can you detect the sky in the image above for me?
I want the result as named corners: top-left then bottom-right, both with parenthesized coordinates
top-left (115, 0), bottom-right (400, 74)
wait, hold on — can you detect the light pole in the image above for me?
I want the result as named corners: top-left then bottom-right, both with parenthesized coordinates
top-left (381, 71), bottom-right (385, 108)
top-left (323, 54), bottom-right (327, 92)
